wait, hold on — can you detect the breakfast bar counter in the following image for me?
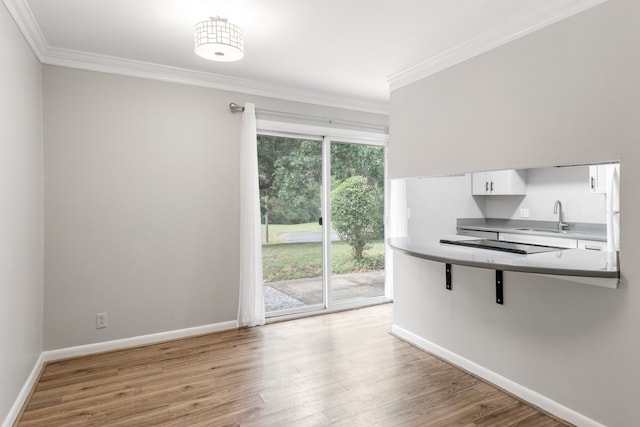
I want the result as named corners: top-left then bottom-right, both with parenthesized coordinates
top-left (388, 236), bottom-right (620, 288)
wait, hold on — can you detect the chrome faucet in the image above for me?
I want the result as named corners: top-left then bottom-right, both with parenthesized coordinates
top-left (553, 200), bottom-right (569, 232)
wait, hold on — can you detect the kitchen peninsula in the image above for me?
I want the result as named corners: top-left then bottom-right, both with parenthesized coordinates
top-left (388, 235), bottom-right (619, 289)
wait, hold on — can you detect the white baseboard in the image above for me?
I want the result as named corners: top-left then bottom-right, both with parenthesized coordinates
top-left (43, 320), bottom-right (238, 362)
top-left (2, 353), bottom-right (46, 427)
top-left (390, 324), bottom-right (605, 427)
top-left (2, 320), bottom-right (237, 427)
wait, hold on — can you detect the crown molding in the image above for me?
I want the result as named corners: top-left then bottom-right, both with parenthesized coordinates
top-left (2, 0), bottom-right (389, 116)
top-left (3, 0), bottom-right (47, 59)
top-left (387, 0), bottom-right (607, 92)
top-left (41, 46), bottom-right (389, 114)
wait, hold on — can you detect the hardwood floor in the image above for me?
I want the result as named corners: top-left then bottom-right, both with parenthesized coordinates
top-left (17, 304), bottom-right (568, 426)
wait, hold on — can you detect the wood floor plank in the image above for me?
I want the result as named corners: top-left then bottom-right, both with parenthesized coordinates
top-left (16, 303), bottom-right (570, 426)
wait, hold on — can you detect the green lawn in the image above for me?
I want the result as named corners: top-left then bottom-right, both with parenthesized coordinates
top-left (261, 222), bottom-right (384, 282)
top-left (262, 240), bottom-right (384, 282)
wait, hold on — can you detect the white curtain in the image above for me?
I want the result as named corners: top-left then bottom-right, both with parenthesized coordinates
top-left (237, 103), bottom-right (265, 327)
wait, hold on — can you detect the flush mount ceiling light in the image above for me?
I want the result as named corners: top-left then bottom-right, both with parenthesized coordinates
top-left (194, 16), bottom-right (244, 62)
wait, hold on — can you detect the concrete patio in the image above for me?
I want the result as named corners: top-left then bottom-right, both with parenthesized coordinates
top-left (264, 270), bottom-right (385, 312)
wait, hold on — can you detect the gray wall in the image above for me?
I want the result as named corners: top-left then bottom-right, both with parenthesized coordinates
top-left (390, 1), bottom-right (639, 425)
top-left (0, 4), bottom-right (44, 422)
top-left (43, 65), bottom-right (388, 350)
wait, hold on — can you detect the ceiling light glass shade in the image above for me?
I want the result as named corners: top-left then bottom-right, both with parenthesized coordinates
top-left (194, 17), bottom-right (244, 62)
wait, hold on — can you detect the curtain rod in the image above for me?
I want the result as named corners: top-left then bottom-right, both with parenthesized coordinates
top-left (228, 103), bottom-right (388, 133)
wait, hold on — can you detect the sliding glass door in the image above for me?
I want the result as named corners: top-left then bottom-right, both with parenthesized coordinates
top-left (258, 135), bottom-right (324, 314)
top-left (330, 142), bottom-right (386, 304)
top-left (258, 133), bottom-right (387, 317)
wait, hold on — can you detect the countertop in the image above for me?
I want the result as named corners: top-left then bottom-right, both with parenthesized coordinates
top-left (457, 218), bottom-right (607, 241)
top-left (388, 235), bottom-right (619, 284)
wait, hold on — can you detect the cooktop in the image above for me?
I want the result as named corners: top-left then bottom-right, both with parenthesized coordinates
top-left (439, 238), bottom-right (566, 255)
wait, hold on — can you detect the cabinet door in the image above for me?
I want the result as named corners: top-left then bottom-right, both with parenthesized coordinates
top-left (589, 164), bottom-right (619, 194)
top-left (489, 169), bottom-right (527, 195)
top-left (589, 165), bottom-right (606, 193)
top-left (489, 171), bottom-right (508, 194)
top-left (471, 172), bottom-right (489, 195)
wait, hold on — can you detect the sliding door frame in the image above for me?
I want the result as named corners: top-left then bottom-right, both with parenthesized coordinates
top-left (321, 136), bottom-right (332, 308)
top-left (257, 120), bottom-right (390, 320)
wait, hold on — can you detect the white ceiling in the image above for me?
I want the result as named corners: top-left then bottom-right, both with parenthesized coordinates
top-left (8, 0), bottom-right (603, 113)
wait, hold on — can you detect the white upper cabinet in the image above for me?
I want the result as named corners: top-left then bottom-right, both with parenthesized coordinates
top-left (589, 163), bottom-right (619, 194)
top-left (472, 169), bottom-right (527, 195)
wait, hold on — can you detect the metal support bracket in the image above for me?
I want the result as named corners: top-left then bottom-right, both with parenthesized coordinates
top-left (496, 270), bottom-right (504, 305)
top-left (445, 264), bottom-right (452, 290)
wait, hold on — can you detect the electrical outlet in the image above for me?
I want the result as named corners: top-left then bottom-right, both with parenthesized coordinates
top-left (96, 313), bottom-right (108, 329)
top-left (519, 208), bottom-right (530, 218)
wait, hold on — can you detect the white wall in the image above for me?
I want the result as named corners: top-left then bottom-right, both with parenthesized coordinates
top-left (405, 175), bottom-right (484, 240)
top-left (0, 3), bottom-right (43, 423)
top-left (483, 166), bottom-right (607, 223)
top-left (405, 165), bottom-right (608, 241)
top-left (43, 65), bottom-right (388, 350)
top-left (389, 0), bottom-right (639, 425)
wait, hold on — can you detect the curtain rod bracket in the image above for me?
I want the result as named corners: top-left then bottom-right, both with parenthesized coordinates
top-left (229, 102), bottom-right (245, 113)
